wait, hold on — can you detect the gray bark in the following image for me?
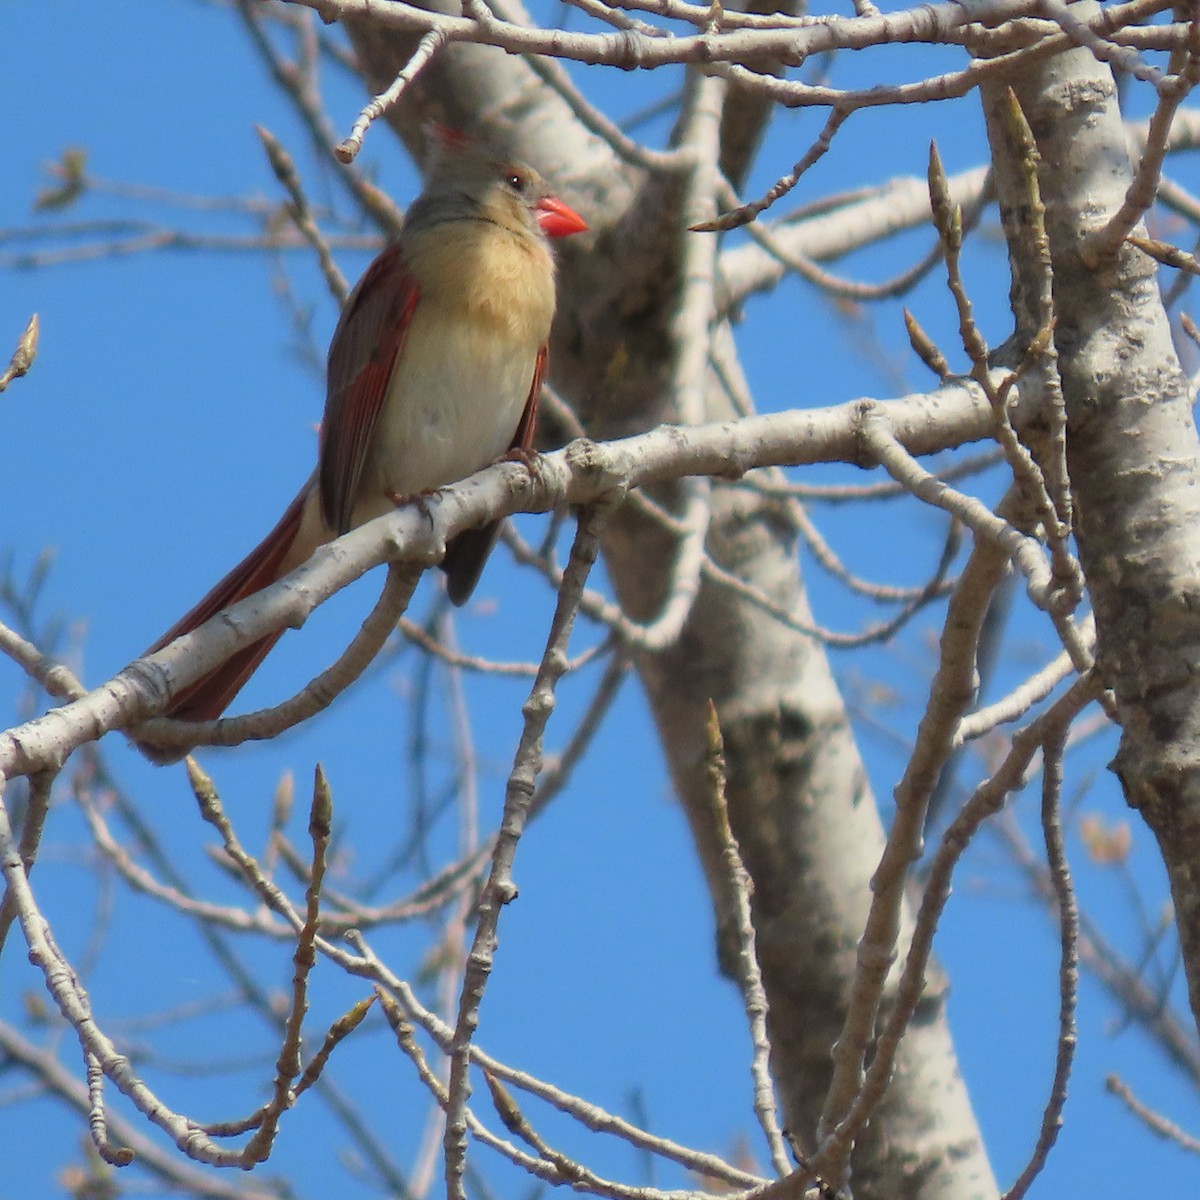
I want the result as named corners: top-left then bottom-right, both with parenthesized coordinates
top-left (982, 14), bottom-right (1200, 1038)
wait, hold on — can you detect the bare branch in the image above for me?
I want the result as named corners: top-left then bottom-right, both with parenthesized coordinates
top-left (705, 702), bottom-right (790, 1178)
top-left (0, 378), bottom-right (1008, 781)
top-left (0, 313), bottom-right (38, 393)
top-left (443, 499), bottom-right (616, 1200)
top-left (1003, 726), bottom-right (1078, 1200)
top-left (1106, 1074), bottom-right (1200, 1153)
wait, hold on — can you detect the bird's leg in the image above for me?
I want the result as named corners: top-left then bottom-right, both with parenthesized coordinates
top-left (495, 447), bottom-right (547, 491)
top-left (386, 487), bottom-right (437, 524)
top-left (497, 446), bottom-right (540, 471)
top-left (385, 447), bottom-right (542, 522)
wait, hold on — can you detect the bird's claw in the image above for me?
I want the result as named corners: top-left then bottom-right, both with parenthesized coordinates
top-left (387, 487), bottom-right (437, 523)
top-left (499, 447), bottom-right (542, 477)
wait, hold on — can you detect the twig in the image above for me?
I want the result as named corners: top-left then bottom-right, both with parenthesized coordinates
top-left (702, 526), bottom-right (957, 647)
top-left (1106, 1074), bottom-right (1200, 1153)
top-left (720, 164), bottom-right (992, 309)
top-left (442, 498), bottom-right (618, 1200)
top-left (1127, 231), bottom-right (1200, 275)
top-left (749, 221), bottom-right (946, 302)
top-left (137, 563), bottom-right (421, 760)
top-left (235, 0), bottom-right (404, 234)
top-left (1003, 726), bottom-right (1078, 1199)
top-left (743, 447), bottom-right (1003, 503)
top-left (705, 703), bottom-right (790, 1178)
top-left (395, 615), bottom-right (607, 676)
top-left (0, 314), bottom-right (38, 393)
top-left (349, 938), bottom-right (766, 1190)
top-left (792, 499), bottom-right (960, 603)
top-left (815, 675), bottom-right (1100, 1181)
top-left (1038, 0), bottom-right (1165, 86)
top-left (694, 108), bottom-right (849, 232)
top-left (0, 769), bottom-right (55, 955)
top-left (908, 134), bottom-right (1086, 668)
top-left (0, 228), bottom-right (379, 270)
top-left (1085, 9), bottom-right (1200, 263)
top-left (994, 93), bottom-right (1074, 552)
top-left (240, 763), bottom-right (333, 1162)
top-left (953, 616), bottom-right (1094, 746)
top-left (337, 29), bottom-right (448, 163)
top-left (532, 647), bottom-right (628, 817)
top-left (995, 814), bottom-right (1200, 1081)
top-left (0, 1021), bottom-right (284, 1199)
top-left (816, 507), bottom-right (1012, 1181)
top-left (860, 417), bottom-right (1053, 610)
top-left (489, 0), bottom-right (688, 173)
top-left (257, 125), bottom-right (350, 304)
top-left (507, 506), bottom-right (955, 653)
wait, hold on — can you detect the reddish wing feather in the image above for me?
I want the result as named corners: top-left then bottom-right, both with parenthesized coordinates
top-left (320, 242), bottom-right (421, 533)
top-left (142, 245), bottom-right (421, 741)
top-left (510, 343), bottom-right (546, 456)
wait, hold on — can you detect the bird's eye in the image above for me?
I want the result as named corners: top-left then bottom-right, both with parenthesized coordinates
top-left (505, 171), bottom-right (526, 194)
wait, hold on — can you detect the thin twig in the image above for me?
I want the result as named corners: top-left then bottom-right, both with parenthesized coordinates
top-left (242, 764), bottom-right (333, 1162)
top-left (816, 505), bottom-right (1012, 1182)
top-left (257, 125), bottom-right (350, 304)
top-left (815, 675), bottom-right (1099, 1182)
top-left (1003, 726), bottom-right (1078, 1200)
top-left (694, 108), bottom-right (849, 232)
top-left (350, 939), bottom-right (766, 1190)
top-left (442, 499), bottom-right (617, 1200)
top-left (705, 703), bottom-right (790, 1178)
top-left (1085, 9), bottom-right (1200, 263)
top-left (0, 769), bottom-right (55, 955)
top-left (138, 564), bottom-right (420, 760)
top-left (1106, 1074), bottom-right (1200, 1153)
top-left (0, 1021), bottom-right (283, 1199)
top-left (954, 616), bottom-right (1094, 746)
top-left (337, 29), bottom-right (448, 163)
top-left (0, 314), bottom-right (38, 393)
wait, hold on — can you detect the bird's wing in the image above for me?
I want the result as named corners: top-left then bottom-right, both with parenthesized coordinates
top-left (320, 241), bottom-right (421, 533)
top-left (441, 344), bottom-right (548, 606)
top-left (509, 343), bottom-right (546, 455)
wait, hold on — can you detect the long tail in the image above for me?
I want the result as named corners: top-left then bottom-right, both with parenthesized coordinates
top-left (145, 487), bottom-right (312, 726)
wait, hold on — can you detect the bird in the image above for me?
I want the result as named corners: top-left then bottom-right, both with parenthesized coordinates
top-left (139, 131), bottom-right (587, 742)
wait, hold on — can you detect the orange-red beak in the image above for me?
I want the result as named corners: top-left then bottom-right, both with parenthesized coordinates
top-left (536, 195), bottom-right (588, 239)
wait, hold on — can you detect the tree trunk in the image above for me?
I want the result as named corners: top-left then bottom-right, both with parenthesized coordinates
top-left (982, 13), bottom-right (1200, 1038)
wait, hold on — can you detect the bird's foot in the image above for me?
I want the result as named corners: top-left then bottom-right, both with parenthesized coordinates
top-left (498, 447), bottom-right (542, 479)
top-left (387, 487), bottom-right (437, 523)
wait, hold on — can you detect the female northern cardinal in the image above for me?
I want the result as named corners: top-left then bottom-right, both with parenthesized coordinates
top-left (143, 135), bottom-right (587, 731)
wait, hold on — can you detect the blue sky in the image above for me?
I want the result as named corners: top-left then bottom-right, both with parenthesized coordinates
top-left (1, 2), bottom-right (1197, 1198)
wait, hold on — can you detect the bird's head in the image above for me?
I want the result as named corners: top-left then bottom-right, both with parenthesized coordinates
top-left (410, 126), bottom-right (588, 244)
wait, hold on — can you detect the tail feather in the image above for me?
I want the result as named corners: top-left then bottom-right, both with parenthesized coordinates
top-left (146, 487), bottom-right (311, 724)
top-left (440, 520), bottom-right (504, 607)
